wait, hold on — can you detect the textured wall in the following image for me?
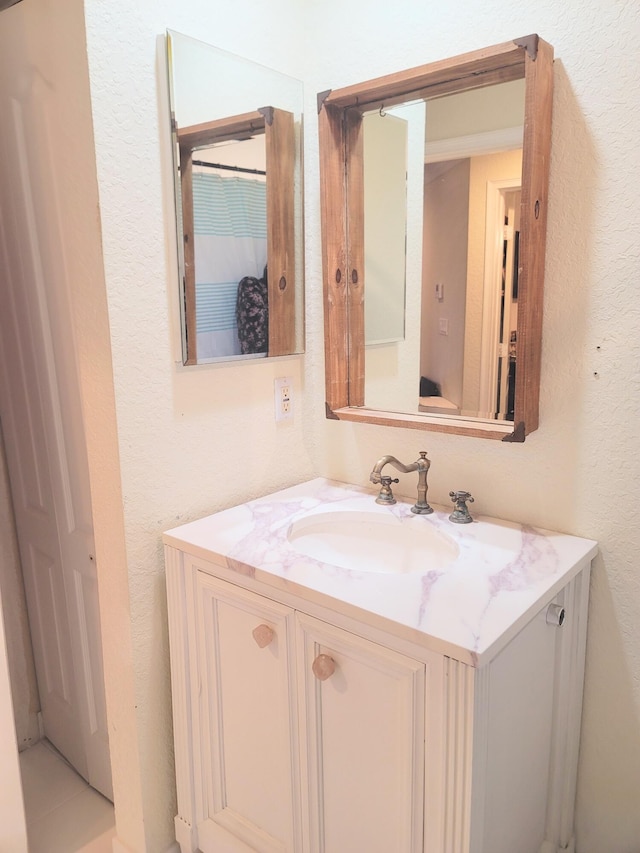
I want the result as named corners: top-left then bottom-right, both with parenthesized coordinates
top-left (302, 2), bottom-right (640, 851)
top-left (82, 0), bottom-right (312, 849)
top-left (28, 0), bottom-right (638, 850)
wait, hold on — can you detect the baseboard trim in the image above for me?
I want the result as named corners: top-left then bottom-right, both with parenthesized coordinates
top-left (112, 835), bottom-right (181, 853)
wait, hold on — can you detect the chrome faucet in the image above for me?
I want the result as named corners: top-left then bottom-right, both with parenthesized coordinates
top-left (370, 451), bottom-right (433, 514)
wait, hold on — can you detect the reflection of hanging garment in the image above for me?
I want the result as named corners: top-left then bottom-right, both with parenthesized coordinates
top-left (236, 267), bottom-right (268, 353)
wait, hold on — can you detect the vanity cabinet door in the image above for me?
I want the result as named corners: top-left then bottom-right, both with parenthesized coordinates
top-left (296, 613), bottom-right (426, 853)
top-left (194, 572), bottom-right (301, 852)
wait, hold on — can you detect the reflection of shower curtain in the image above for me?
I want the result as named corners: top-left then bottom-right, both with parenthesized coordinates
top-left (193, 172), bottom-right (267, 359)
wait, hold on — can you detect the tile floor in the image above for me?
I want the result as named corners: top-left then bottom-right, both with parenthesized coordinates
top-left (19, 740), bottom-right (116, 853)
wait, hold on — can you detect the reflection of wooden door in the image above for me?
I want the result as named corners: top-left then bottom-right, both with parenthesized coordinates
top-left (0, 40), bottom-right (111, 798)
top-left (496, 190), bottom-right (520, 419)
top-left (479, 180), bottom-right (521, 419)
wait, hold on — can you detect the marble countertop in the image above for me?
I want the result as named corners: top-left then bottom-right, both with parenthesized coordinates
top-left (163, 478), bottom-right (597, 666)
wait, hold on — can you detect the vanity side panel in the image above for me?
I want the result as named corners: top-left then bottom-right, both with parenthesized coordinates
top-left (476, 599), bottom-right (559, 853)
top-left (442, 658), bottom-right (476, 853)
top-left (165, 545), bottom-right (199, 853)
top-left (541, 566), bottom-right (591, 853)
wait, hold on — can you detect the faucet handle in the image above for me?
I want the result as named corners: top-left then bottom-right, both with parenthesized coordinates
top-left (375, 475), bottom-right (399, 506)
top-left (449, 490), bottom-right (474, 524)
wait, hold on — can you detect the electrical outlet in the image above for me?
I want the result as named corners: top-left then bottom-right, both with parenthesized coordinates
top-left (274, 377), bottom-right (294, 422)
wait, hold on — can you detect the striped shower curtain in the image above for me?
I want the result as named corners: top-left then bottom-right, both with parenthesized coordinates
top-left (192, 171), bottom-right (267, 359)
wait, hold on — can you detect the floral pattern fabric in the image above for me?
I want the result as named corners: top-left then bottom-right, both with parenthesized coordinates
top-left (236, 271), bottom-right (268, 354)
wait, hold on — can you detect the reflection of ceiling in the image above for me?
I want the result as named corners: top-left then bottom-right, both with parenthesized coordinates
top-left (424, 79), bottom-right (525, 163)
top-left (425, 79), bottom-right (525, 141)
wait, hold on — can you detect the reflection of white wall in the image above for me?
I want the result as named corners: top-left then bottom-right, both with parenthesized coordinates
top-left (363, 111), bottom-right (407, 345)
top-left (364, 101), bottom-right (425, 412)
top-left (462, 148), bottom-right (522, 413)
top-left (170, 31), bottom-right (302, 127)
top-left (421, 159), bottom-right (470, 406)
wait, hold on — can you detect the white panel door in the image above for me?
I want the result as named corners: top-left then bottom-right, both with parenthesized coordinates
top-left (195, 572), bottom-right (301, 852)
top-left (296, 613), bottom-right (426, 853)
top-left (0, 582), bottom-right (28, 852)
top-left (0, 25), bottom-right (111, 798)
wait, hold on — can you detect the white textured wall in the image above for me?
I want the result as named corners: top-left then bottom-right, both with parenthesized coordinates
top-left (12, 0), bottom-right (633, 850)
top-left (304, 2), bottom-right (640, 851)
top-left (82, 0), bottom-right (312, 849)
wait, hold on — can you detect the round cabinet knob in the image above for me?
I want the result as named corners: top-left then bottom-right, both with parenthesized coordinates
top-left (252, 624), bottom-right (274, 648)
top-left (312, 653), bottom-right (336, 681)
top-left (546, 604), bottom-right (566, 627)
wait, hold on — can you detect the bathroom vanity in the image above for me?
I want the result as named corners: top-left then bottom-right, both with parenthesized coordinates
top-left (164, 479), bottom-right (597, 853)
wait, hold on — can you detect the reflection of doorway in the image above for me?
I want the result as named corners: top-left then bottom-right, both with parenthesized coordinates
top-left (479, 180), bottom-right (521, 419)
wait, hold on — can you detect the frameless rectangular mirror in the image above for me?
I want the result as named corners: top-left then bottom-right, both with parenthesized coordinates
top-left (319, 35), bottom-right (554, 441)
top-left (166, 30), bottom-right (304, 365)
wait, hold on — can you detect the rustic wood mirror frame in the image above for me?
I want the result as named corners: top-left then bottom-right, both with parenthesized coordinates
top-left (177, 107), bottom-right (295, 364)
top-left (318, 35), bottom-right (553, 441)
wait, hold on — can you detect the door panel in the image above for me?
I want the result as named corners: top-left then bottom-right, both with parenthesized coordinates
top-left (195, 571), bottom-right (300, 852)
top-left (0, 29), bottom-right (111, 797)
top-left (0, 204), bottom-right (87, 776)
top-left (296, 613), bottom-right (425, 853)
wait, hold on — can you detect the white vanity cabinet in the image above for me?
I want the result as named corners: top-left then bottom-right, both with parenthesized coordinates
top-left (167, 554), bottom-right (440, 853)
top-left (164, 478), bottom-right (597, 853)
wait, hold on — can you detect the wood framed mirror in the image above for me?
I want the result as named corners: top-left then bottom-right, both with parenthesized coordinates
top-left (318, 35), bottom-right (553, 441)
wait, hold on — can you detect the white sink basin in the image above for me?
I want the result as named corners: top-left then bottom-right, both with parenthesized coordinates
top-left (287, 510), bottom-right (459, 574)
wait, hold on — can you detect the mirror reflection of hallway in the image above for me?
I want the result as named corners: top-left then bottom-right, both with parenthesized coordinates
top-left (421, 149), bottom-right (523, 421)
